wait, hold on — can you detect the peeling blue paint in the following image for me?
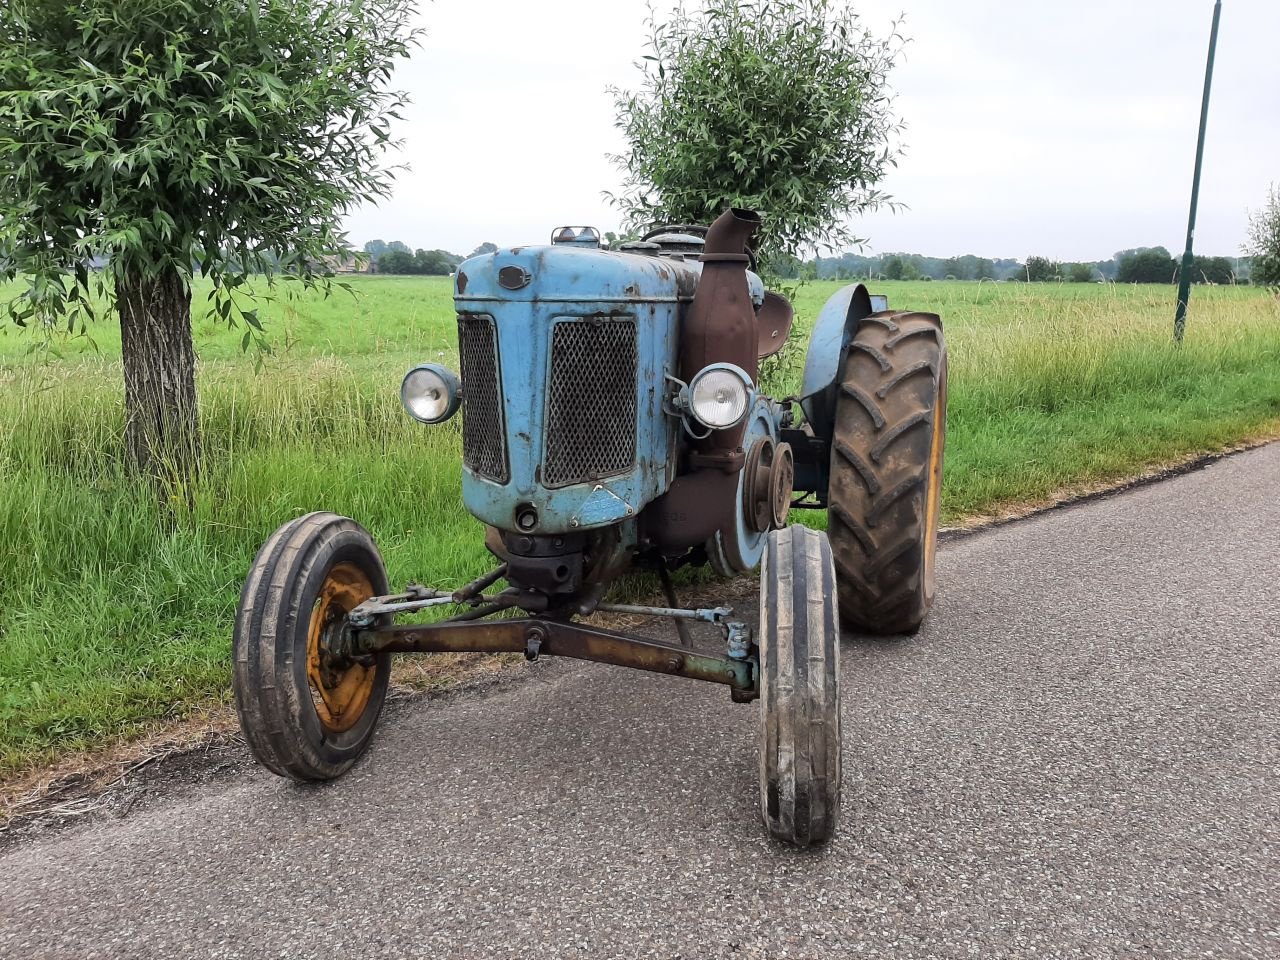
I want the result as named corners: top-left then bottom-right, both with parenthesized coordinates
top-left (454, 246), bottom-right (681, 535)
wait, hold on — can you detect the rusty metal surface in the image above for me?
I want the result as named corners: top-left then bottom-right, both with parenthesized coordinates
top-left (756, 290), bottom-right (795, 359)
top-left (355, 617), bottom-right (756, 696)
top-left (452, 564), bottom-right (508, 604)
top-left (641, 468), bottom-right (739, 550)
top-left (657, 562), bottom-right (693, 648)
top-left (681, 207), bottom-right (761, 407)
top-left (644, 208), bottom-right (763, 552)
top-left (743, 435), bottom-right (777, 533)
top-left (743, 437), bottom-right (795, 533)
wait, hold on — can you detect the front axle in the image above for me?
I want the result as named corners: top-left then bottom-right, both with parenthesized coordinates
top-left (347, 617), bottom-right (758, 699)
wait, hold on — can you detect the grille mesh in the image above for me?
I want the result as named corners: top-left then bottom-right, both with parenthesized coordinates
top-left (544, 319), bottom-right (638, 487)
top-left (457, 314), bottom-right (508, 482)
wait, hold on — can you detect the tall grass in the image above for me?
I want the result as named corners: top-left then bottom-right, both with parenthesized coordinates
top-left (1, 277), bottom-right (1277, 771)
top-left (896, 282), bottom-right (1280, 516)
top-left (0, 361), bottom-right (492, 766)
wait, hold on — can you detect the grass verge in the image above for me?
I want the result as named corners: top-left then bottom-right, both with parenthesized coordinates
top-left (1, 277), bottom-right (1278, 776)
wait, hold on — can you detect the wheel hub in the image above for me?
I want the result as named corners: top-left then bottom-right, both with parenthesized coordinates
top-left (306, 562), bottom-right (379, 733)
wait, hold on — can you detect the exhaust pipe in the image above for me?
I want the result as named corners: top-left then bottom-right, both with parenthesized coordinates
top-left (646, 208), bottom-right (761, 550)
top-left (681, 207), bottom-right (762, 390)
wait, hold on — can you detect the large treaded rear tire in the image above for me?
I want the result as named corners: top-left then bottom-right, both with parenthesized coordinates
top-left (233, 512), bottom-right (392, 781)
top-left (828, 311), bottom-right (947, 635)
top-left (758, 525), bottom-right (842, 847)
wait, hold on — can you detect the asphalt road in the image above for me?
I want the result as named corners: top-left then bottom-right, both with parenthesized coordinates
top-left (3, 445), bottom-right (1279, 959)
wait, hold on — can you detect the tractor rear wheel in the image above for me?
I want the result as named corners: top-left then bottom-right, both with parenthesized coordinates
top-left (827, 311), bottom-right (947, 635)
top-left (758, 525), bottom-right (842, 847)
top-left (233, 512), bottom-right (392, 781)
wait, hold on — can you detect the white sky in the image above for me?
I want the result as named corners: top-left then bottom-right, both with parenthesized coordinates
top-left (343, 0), bottom-right (1279, 262)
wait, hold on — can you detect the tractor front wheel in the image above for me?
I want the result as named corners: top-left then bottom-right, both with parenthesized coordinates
top-left (827, 311), bottom-right (947, 634)
top-left (758, 525), bottom-right (842, 847)
top-left (233, 512), bottom-right (392, 781)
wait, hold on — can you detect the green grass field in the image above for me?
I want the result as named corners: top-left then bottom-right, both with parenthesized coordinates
top-left (2, 276), bottom-right (1278, 774)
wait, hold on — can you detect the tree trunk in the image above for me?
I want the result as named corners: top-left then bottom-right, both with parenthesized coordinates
top-left (117, 266), bottom-right (199, 484)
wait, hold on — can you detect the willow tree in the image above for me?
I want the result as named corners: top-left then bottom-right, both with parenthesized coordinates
top-left (1247, 184), bottom-right (1280, 292)
top-left (609, 0), bottom-right (904, 265)
top-left (0, 0), bottom-right (420, 480)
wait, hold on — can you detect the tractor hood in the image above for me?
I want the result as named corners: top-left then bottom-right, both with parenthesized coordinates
top-left (453, 244), bottom-right (764, 307)
top-left (446, 237), bottom-right (766, 537)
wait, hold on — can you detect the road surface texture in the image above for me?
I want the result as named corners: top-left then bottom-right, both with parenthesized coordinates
top-left (3, 444), bottom-right (1278, 959)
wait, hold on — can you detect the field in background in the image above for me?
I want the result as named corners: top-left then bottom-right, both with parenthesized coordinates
top-left (2, 276), bottom-right (1278, 773)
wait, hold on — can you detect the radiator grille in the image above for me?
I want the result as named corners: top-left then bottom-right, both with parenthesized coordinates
top-left (457, 314), bottom-right (508, 482)
top-left (543, 319), bottom-right (638, 487)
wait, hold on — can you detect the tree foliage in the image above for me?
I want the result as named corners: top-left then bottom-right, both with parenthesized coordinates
top-left (1246, 184), bottom-right (1280, 291)
top-left (1116, 248), bottom-right (1176, 284)
top-left (377, 248), bottom-right (459, 275)
top-left (1, 0), bottom-right (421, 327)
top-left (603, 230), bottom-right (640, 248)
top-left (1178, 255), bottom-right (1235, 286)
top-left (609, 0), bottom-right (904, 264)
top-left (377, 250), bottom-right (416, 274)
top-left (0, 0), bottom-right (421, 476)
top-left (1024, 256), bottom-right (1061, 282)
top-left (936, 255), bottom-right (996, 281)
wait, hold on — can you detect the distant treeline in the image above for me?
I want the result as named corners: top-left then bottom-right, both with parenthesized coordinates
top-left (358, 237), bottom-right (1253, 285)
top-left (790, 247), bottom-right (1255, 284)
top-left (361, 240), bottom-right (501, 275)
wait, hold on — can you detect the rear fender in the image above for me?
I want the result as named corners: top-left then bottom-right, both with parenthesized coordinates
top-left (799, 283), bottom-right (885, 442)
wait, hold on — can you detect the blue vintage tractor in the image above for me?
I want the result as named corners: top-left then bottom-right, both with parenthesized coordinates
top-left (232, 209), bottom-right (947, 846)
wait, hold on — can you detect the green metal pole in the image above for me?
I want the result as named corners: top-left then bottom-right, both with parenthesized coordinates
top-left (1174, 0), bottom-right (1223, 342)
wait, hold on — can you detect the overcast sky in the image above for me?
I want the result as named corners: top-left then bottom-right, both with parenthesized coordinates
top-left (343, 0), bottom-right (1279, 262)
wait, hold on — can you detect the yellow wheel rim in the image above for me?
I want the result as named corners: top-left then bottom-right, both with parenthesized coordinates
top-left (922, 364), bottom-right (947, 594)
top-left (306, 562), bottom-right (378, 733)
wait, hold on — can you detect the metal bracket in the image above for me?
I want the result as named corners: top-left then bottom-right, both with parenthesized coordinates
top-left (524, 625), bottom-right (546, 661)
top-left (724, 620), bottom-right (752, 660)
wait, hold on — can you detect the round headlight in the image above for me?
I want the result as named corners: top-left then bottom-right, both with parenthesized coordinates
top-left (401, 364), bottom-right (461, 424)
top-left (688, 363), bottom-right (752, 429)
